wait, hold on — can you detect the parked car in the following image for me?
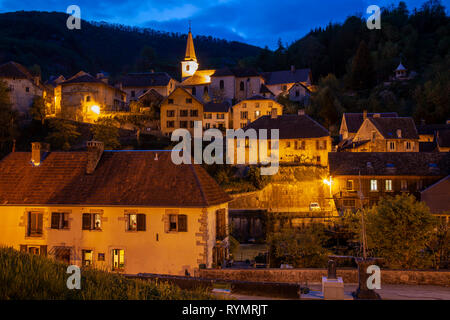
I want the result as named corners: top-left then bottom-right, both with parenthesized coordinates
top-left (309, 202), bottom-right (321, 211)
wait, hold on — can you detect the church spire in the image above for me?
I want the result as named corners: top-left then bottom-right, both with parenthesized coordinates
top-left (185, 21), bottom-right (197, 62)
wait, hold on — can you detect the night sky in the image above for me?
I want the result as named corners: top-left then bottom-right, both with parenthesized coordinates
top-left (0, 0), bottom-right (448, 48)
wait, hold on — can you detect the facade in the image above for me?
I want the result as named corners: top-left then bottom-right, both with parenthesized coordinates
top-left (287, 82), bottom-right (310, 103)
top-left (231, 96), bottom-right (283, 130)
top-left (421, 175), bottom-right (450, 224)
top-left (118, 72), bottom-right (177, 102)
top-left (55, 71), bottom-right (127, 122)
top-left (339, 111), bottom-right (398, 141)
top-left (0, 142), bottom-right (231, 275)
top-left (160, 87), bottom-right (204, 136)
top-left (244, 110), bottom-right (331, 166)
top-left (203, 101), bottom-right (231, 130)
top-left (342, 116), bottom-right (419, 152)
top-left (328, 152), bottom-right (449, 213)
top-left (261, 66), bottom-right (311, 97)
top-left (0, 61), bottom-right (46, 115)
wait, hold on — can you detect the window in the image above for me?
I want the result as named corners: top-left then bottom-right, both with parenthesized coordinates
top-left (54, 247), bottom-right (71, 264)
top-left (385, 180), bottom-right (393, 191)
top-left (255, 110), bottom-right (260, 117)
top-left (26, 87), bottom-right (29, 92)
top-left (240, 81), bottom-right (244, 91)
top-left (370, 180), bottom-right (378, 192)
top-left (190, 109), bottom-right (198, 117)
top-left (168, 214), bottom-right (187, 232)
top-left (82, 213), bottom-right (102, 230)
top-left (192, 87), bottom-right (196, 95)
top-left (166, 121), bottom-right (175, 128)
top-left (316, 156), bottom-right (321, 164)
top-left (82, 250), bottom-right (93, 266)
top-left (180, 110), bottom-right (188, 117)
top-left (286, 141), bottom-right (291, 148)
top-left (168, 99), bottom-right (174, 104)
top-left (240, 123), bottom-right (246, 129)
top-left (216, 209), bottom-right (226, 240)
top-left (86, 95), bottom-right (91, 102)
top-left (20, 245), bottom-right (47, 256)
top-left (295, 90), bottom-right (299, 97)
top-left (388, 141), bottom-right (396, 151)
top-left (401, 180), bottom-right (408, 191)
top-left (204, 113), bottom-right (212, 119)
top-left (51, 212), bottom-right (69, 229)
top-left (405, 141), bottom-right (412, 151)
top-left (204, 86), bottom-right (208, 93)
top-left (255, 103), bottom-right (260, 108)
top-left (346, 180), bottom-right (354, 191)
top-left (205, 123), bottom-right (211, 129)
top-left (186, 98), bottom-right (192, 104)
top-left (186, 65), bottom-right (190, 71)
top-left (343, 199), bottom-right (356, 207)
top-left (219, 80), bottom-right (224, 89)
top-left (112, 249), bottom-right (125, 271)
top-left (166, 110), bottom-right (175, 117)
top-left (98, 253), bottom-right (105, 261)
top-left (131, 91), bottom-right (135, 98)
top-left (126, 213), bottom-right (146, 231)
top-left (190, 121), bottom-right (195, 128)
top-left (240, 111), bottom-right (248, 120)
top-left (242, 103), bottom-right (247, 108)
top-left (27, 212), bottom-right (43, 236)
top-left (217, 113), bottom-right (224, 119)
top-left (180, 121), bottom-right (188, 128)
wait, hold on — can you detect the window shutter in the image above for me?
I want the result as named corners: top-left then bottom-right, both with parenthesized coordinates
top-left (316, 140), bottom-right (319, 150)
top-left (82, 214), bottom-right (91, 230)
top-left (178, 215), bottom-right (187, 232)
top-left (137, 214), bottom-right (146, 231)
top-left (164, 214), bottom-right (169, 233)
top-left (20, 245), bottom-right (27, 252)
top-left (37, 213), bottom-right (43, 234)
top-left (40, 245), bottom-right (47, 256)
top-left (27, 212), bottom-right (32, 235)
top-left (51, 213), bottom-right (60, 229)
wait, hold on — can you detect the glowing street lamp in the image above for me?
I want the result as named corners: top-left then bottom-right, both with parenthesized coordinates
top-left (90, 105), bottom-right (100, 115)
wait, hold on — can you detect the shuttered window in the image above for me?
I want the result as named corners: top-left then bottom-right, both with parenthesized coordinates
top-left (27, 212), bottom-right (43, 236)
top-left (178, 215), bottom-right (187, 232)
top-left (167, 214), bottom-right (187, 232)
top-left (216, 210), bottom-right (226, 240)
top-left (82, 213), bottom-right (101, 230)
top-left (137, 214), bottom-right (146, 231)
top-left (51, 212), bottom-right (69, 229)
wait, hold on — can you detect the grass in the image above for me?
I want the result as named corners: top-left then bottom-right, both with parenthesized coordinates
top-left (0, 247), bottom-right (214, 300)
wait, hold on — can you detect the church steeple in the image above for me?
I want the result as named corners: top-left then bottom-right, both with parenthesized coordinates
top-left (185, 21), bottom-right (197, 62)
top-left (181, 22), bottom-right (199, 79)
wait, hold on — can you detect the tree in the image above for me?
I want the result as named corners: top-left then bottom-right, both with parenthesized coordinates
top-left (135, 46), bottom-right (156, 72)
top-left (91, 117), bottom-right (120, 149)
top-left (348, 41), bottom-right (374, 91)
top-left (342, 194), bottom-right (438, 269)
top-left (30, 96), bottom-right (46, 125)
top-left (0, 80), bottom-right (17, 156)
top-left (268, 223), bottom-right (330, 268)
top-left (45, 119), bottom-right (80, 151)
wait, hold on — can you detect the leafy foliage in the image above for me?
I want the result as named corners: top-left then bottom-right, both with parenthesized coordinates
top-left (0, 80), bottom-right (17, 157)
top-left (91, 117), bottom-right (120, 149)
top-left (45, 119), bottom-right (80, 151)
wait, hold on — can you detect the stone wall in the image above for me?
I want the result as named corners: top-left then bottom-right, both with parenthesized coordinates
top-left (197, 268), bottom-right (450, 286)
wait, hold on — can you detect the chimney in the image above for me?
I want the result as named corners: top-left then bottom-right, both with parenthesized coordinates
top-left (31, 142), bottom-right (50, 166)
top-left (290, 65), bottom-right (295, 73)
top-left (298, 109), bottom-right (305, 116)
top-left (397, 129), bottom-right (402, 138)
top-left (86, 141), bottom-right (104, 174)
top-left (271, 108), bottom-right (278, 119)
top-left (363, 110), bottom-right (367, 120)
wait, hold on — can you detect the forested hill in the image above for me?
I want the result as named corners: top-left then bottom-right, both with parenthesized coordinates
top-left (0, 11), bottom-right (262, 80)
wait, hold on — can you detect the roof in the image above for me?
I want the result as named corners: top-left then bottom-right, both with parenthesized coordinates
top-left (343, 112), bottom-right (398, 133)
top-left (437, 129), bottom-right (450, 148)
top-left (181, 70), bottom-right (215, 86)
top-left (243, 95), bottom-right (274, 101)
top-left (62, 71), bottom-right (124, 94)
top-left (204, 101), bottom-right (230, 113)
top-left (185, 29), bottom-right (197, 62)
top-left (138, 88), bottom-right (164, 102)
top-left (244, 114), bottom-right (330, 139)
top-left (0, 151), bottom-right (231, 207)
top-left (120, 72), bottom-right (173, 87)
top-left (262, 68), bottom-right (311, 85)
top-left (367, 117), bottom-right (419, 139)
top-left (329, 152), bottom-right (450, 176)
top-left (260, 84), bottom-right (274, 95)
top-left (417, 123), bottom-right (450, 135)
top-left (161, 87), bottom-right (203, 106)
top-left (419, 141), bottom-right (436, 152)
top-left (421, 175), bottom-right (450, 214)
top-left (0, 61), bottom-right (34, 79)
top-left (212, 67), bottom-right (260, 78)
top-left (396, 63), bottom-right (406, 71)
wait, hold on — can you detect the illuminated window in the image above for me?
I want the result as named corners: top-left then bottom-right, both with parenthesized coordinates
top-left (255, 110), bottom-right (260, 117)
top-left (27, 212), bottom-right (43, 236)
top-left (385, 180), bottom-right (393, 191)
top-left (346, 180), bottom-right (354, 191)
top-left (405, 141), bottom-right (412, 151)
top-left (126, 213), bottom-right (146, 231)
top-left (82, 213), bottom-right (102, 230)
top-left (51, 212), bottom-right (69, 229)
top-left (168, 214), bottom-right (187, 232)
top-left (388, 141), bottom-right (396, 151)
top-left (370, 180), bottom-right (378, 191)
top-left (20, 245), bottom-right (46, 256)
top-left (112, 249), bottom-right (125, 271)
top-left (82, 250), bottom-right (93, 266)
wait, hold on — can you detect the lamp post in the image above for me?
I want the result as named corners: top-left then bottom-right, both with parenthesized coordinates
top-left (322, 176), bottom-right (333, 215)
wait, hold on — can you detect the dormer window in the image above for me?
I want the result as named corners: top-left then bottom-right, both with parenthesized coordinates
top-left (388, 141), bottom-right (396, 151)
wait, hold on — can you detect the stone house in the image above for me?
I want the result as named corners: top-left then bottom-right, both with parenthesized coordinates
top-left (0, 142), bottom-right (231, 274)
top-left (118, 72), bottom-right (178, 102)
top-left (261, 66), bottom-right (311, 97)
top-left (203, 101), bottom-right (231, 130)
top-left (231, 95), bottom-right (283, 130)
top-left (339, 111), bottom-right (398, 141)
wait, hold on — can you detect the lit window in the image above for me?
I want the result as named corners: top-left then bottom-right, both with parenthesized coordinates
top-left (82, 250), bottom-right (93, 266)
top-left (405, 141), bottom-right (412, 151)
top-left (112, 249), bottom-right (125, 271)
top-left (27, 212), bottom-right (43, 236)
top-left (388, 141), bottom-right (396, 151)
top-left (370, 180), bottom-right (378, 191)
top-left (168, 214), bottom-right (187, 232)
top-left (385, 180), bottom-right (393, 191)
top-left (346, 180), bottom-right (354, 191)
top-left (126, 213), bottom-right (146, 231)
top-left (255, 110), bottom-right (260, 117)
top-left (82, 213), bottom-right (102, 230)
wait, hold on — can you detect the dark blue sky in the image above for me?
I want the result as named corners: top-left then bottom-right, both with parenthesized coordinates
top-left (0, 0), bottom-right (448, 48)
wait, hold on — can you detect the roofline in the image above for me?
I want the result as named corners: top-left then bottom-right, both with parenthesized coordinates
top-left (420, 175), bottom-right (450, 194)
top-left (0, 203), bottom-right (230, 208)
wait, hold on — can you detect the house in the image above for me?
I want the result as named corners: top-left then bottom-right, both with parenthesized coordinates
top-left (244, 110), bottom-right (331, 166)
top-left (436, 129), bottom-right (450, 152)
top-left (328, 152), bottom-right (449, 212)
top-left (118, 72), bottom-right (177, 102)
top-left (160, 87), bottom-right (203, 136)
top-left (261, 66), bottom-right (311, 97)
top-left (55, 71), bottom-right (127, 122)
top-left (416, 122), bottom-right (450, 152)
top-left (0, 142), bottom-right (231, 274)
top-left (0, 61), bottom-right (47, 115)
top-left (203, 101), bottom-right (231, 130)
top-left (421, 175), bottom-right (450, 225)
top-left (341, 116), bottom-right (419, 152)
top-left (287, 82), bottom-right (311, 104)
top-left (231, 95), bottom-right (283, 130)
top-left (339, 111), bottom-right (398, 141)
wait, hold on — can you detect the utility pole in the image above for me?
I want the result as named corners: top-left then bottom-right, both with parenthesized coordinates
top-left (358, 170), bottom-right (367, 259)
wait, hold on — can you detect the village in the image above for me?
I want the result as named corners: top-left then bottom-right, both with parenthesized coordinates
top-left (0, 16), bottom-right (449, 301)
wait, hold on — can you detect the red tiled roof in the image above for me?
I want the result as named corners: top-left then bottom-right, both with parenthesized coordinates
top-left (0, 151), bottom-right (231, 207)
